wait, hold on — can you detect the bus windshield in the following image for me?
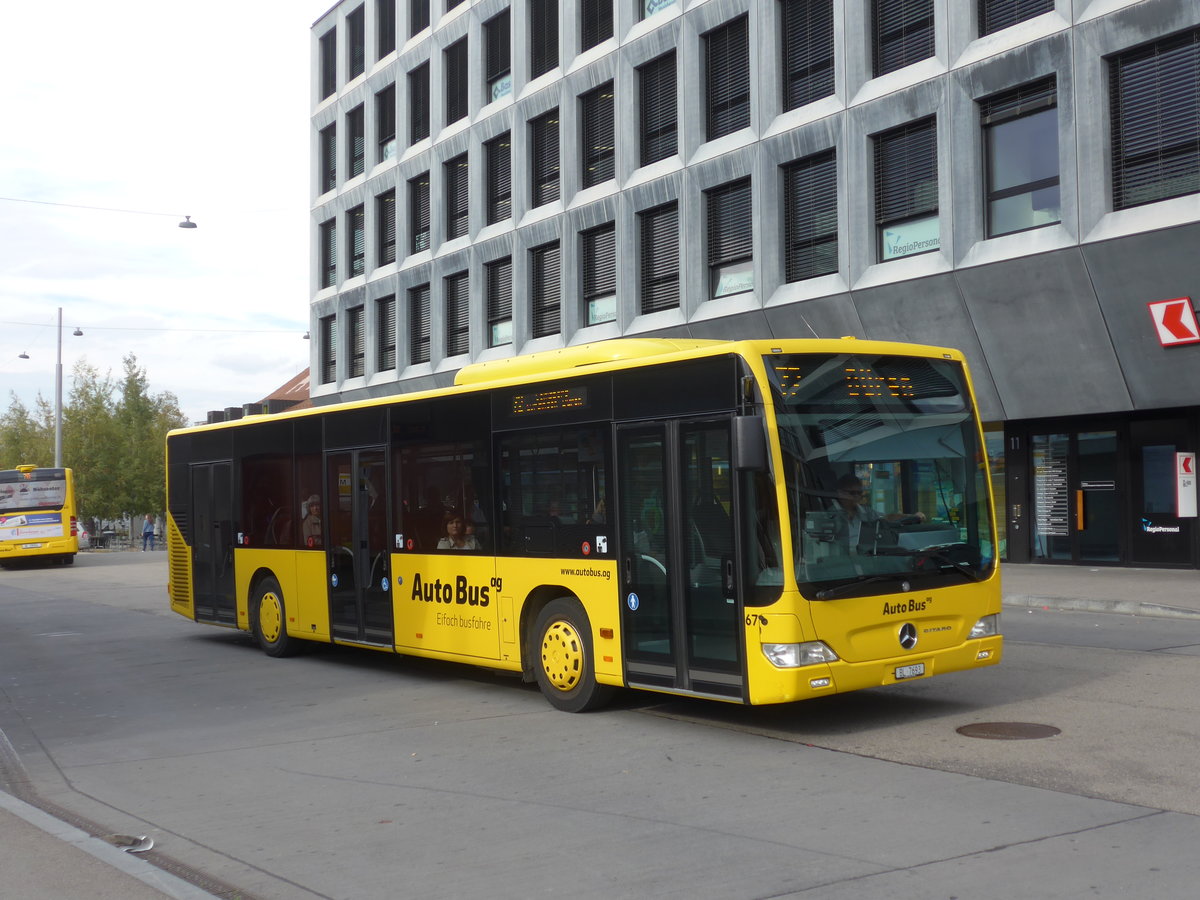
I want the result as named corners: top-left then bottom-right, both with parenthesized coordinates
top-left (765, 353), bottom-right (995, 598)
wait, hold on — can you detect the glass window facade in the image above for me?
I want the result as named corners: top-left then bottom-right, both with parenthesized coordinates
top-left (982, 79), bottom-right (1060, 237)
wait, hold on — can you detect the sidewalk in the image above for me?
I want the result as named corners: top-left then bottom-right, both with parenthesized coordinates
top-left (0, 790), bottom-right (215, 900)
top-left (1002, 562), bottom-right (1200, 619)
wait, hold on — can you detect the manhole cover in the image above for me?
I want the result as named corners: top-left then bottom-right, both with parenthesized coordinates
top-left (956, 722), bottom-right (1061, 740)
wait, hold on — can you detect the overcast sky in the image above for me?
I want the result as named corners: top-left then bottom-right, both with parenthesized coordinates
top-left (1, 1), bottom-right (337, 424)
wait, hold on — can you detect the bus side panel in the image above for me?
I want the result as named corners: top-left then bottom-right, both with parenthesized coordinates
top-left (389, 555), bottom-right (622, 684)
top-left (393, 554), bottom-right (502, 661)
top-left (295, 550), bottom-right (330, 641)
top-left (744, 610), bottom-right (820, 705)
top-left (167, 513), bottom-right (194, 619)
top-left (234, 548), bottom-right (275, 632)
top-left (491, 556), bottom-right (623, 686)
top-left (537, 559), bottom-right (623, 686)
top-left (232, 549), bottom-right (331, 642)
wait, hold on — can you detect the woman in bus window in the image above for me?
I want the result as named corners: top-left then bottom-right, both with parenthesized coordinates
top-left (438, 512), bottom-right (479, 550)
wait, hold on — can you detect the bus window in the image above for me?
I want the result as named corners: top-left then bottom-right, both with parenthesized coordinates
top-left (241, 455), bottom-right (294, 548)
top-left (498, 426), bottom-right (610, 557)
top-left (296, 450), bottom-right (323, 549)
top-left (395, 440), bottom-right (490, 552)
top-left (743, 469), bottom-right (783, 606)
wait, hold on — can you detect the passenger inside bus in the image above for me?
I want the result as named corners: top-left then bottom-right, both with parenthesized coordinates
top-left (302, 495), bottom-right (322, 548)
top-left (438, 512), bottom-right (479, 550)
top-left (830, 474), bottom-right (924, 553)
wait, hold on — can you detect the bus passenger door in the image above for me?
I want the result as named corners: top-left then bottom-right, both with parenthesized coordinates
top-left (326, 448), bottom-right (393, 645)
top-left (191, 461), bottom-right (236, 624)
top-left (617, 419), bottom-right (743, 700)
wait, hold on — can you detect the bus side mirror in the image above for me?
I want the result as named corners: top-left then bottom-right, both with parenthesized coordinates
top-left (733, 416), bottom-right (767, 472)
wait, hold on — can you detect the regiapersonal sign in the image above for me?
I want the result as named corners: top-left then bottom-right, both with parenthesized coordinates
top-left (1148, 297), bottom-right (1200, 347)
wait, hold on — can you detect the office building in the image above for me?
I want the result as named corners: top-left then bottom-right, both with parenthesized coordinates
top-left (310, 0), bottom-right (1200, 567)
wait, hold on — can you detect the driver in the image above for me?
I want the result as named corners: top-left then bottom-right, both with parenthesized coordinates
top-left (833, 474), bottom-right (924, 552)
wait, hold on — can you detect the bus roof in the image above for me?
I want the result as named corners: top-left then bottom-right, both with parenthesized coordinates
top-left (453, 338), bottom-right (723, 386)
top-left (170, 337), bottom-right (967, 436)
top-left (0, 466), bottom-right (70, 482)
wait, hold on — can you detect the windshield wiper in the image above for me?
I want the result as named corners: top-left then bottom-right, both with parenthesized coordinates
top-left (815, 573), bottom-right (915, 601)
top-left (916, 545), bottom-right (980, 580)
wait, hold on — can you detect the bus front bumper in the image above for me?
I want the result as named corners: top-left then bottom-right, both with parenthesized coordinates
top-left (750, 635), bottom-right (1003, 705)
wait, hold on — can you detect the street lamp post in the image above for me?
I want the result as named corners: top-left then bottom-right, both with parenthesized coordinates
top-left (14, 311), bottom-right (74, 467)
top-left (47, 307), bottom-right (82, 468)
top-left (55, 307), bottom-right (63, 467)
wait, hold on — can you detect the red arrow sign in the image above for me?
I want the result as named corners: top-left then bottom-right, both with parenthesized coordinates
top-left (1185, 457), bottom-right (1194, 475)
top-left (1148, 298), bottom-right (1200, 347)
top-left (1162, 303), bottom-right (1196, 340)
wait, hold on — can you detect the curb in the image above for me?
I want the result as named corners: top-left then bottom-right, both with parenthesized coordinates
top-left (0, 790), bottom-right (217, 900)
top-left (1003, 594), bottom-right (1200, 620)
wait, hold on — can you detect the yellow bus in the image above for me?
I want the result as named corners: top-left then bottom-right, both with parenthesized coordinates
top-left (0, 465), bottom-right (81, 567)
top-left (166, 338), bottom-right (1001, 711)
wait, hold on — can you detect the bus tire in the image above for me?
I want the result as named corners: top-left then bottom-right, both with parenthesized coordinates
top-left (251, 576), bottom-right (299, 658)
top-left (532, 598), bottom-right (613, 713)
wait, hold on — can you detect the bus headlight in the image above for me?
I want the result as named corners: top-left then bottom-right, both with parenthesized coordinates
top-left (762, 641), bottom-right (838, 668)
top-left (969, 614), bottom-right (1000, 638)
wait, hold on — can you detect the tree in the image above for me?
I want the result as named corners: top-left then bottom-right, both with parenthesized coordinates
top-left (63, 360), bottom-right (121, 521)
top-left (0, 394), bottom-right (53, 468)
top-left (113, 354), bottom-right (186, 516)
top-left (0, 356), bottom-right (186, 523)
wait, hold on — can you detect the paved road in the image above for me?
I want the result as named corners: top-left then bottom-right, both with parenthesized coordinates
top-left (3, 553), bottom-right (1200, 898)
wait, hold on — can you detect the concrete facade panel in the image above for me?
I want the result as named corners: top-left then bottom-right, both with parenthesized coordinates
top-left (955, 249), bottom-right (1132, 419)
top-left (762, 294), bottom-right (863, 344)
top-left (681, 309), bottom-right (774, 343)
top-left (1082, 223), bottom-right (1200, 409)
top-left (850, 274), bottom-right (1006, 421)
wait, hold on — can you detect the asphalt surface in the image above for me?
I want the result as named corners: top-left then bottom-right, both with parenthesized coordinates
top-left (1, 554), bottom-right (1197, 899)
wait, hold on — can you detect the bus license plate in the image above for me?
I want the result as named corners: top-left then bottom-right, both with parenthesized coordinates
top-left (895, 663), bottom-right (925, 680)
top-left (21, 543), bottom-right (43, 549)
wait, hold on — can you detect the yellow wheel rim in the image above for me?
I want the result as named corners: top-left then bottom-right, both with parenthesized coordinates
top-left (259, 591), bottom-right (283, 644)
top-left (540, 619), bottom-right (584, 692)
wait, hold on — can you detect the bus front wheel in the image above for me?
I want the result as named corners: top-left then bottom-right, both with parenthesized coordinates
top-left (251, 576), bottom-right (299, 658)
top-left (533, 598), bottom-right (613, 713)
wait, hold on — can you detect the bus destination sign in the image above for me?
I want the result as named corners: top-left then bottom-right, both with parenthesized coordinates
top-left (510, 386), bottom-right (589, 416)
top-left (770, 362), bottom-right (916, 400)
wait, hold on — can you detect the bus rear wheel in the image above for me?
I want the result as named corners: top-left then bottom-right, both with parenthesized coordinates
top-left (251, 576), bottom-right (299, 658)
top-left (533, 598), bottom-right (613, 713)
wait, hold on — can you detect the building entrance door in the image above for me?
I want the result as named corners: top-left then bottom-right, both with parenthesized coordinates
top-left (1128, 418), bottom-right (1194, 566)
top-left (1009, 414), bottom-right (1197, 568)
top-left (1029, 430), bottom-right (1122, 563)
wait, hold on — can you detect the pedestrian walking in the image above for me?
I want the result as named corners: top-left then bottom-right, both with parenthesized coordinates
top-left (142, 513), bottom-right (156, 551)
